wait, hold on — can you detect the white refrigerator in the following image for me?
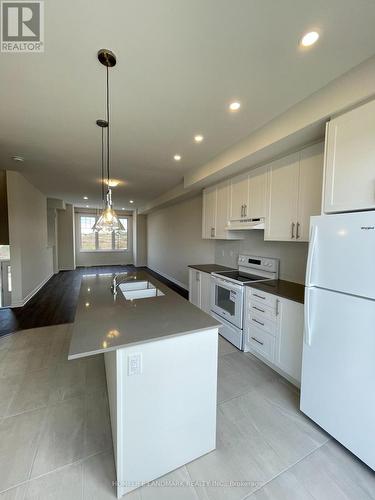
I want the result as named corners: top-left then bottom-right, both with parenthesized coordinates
top-left (300, 211), bottom-right (375, 470)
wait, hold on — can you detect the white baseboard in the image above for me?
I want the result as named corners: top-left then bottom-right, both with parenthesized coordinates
top-left (147, 266), bottom-right (188, 290)
top-left (10, 273), bottom-right (54, 308)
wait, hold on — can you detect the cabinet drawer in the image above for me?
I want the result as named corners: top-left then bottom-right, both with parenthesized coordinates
top-left (248, 311), bottom-right (277, 336)
top-left (247, 301), bottom-right (276, 321)
top-left (246, 325), bottom-right (275, 362)
top-left (248, 288), bottom-right (277, 310)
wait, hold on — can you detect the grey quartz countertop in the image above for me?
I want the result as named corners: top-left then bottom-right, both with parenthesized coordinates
top-left (246, 280), bottom-right (305, 304)
top-left (68, 270), bottom-right (221, 360)
top-left (188, 264), bottom-right (236, 274)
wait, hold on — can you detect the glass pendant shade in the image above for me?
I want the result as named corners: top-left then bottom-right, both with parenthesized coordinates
top-left (93, 189), bottom-right (124, 233)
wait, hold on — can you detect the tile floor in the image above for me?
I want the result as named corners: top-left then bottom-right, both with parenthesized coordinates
top-left (0, 326), bottom-right (374, 499)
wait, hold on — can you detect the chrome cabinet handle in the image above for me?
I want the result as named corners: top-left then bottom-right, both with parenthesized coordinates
top-left (296, 222), bottom-right (300, 239)
top-left (253, 293), bottom-right (266, 300)
top-left (251, 336), bottom-right (264, 346)
top-left (196, 271), bottom-right (200, 282)
top-left (276, 299), bottom-right (280, 316)
top-left (244, 204), bottom-right (247, 217)
top-left (253, 305), bottom-right (265, 313)
top-left (211, 227), bottom-right (215, 238)
top-left (291, 222), bottom-right (295, 239)
top-left (252, 318), bottom-right (265, 326)
top-left (241, 205), bottom-right (244, 217)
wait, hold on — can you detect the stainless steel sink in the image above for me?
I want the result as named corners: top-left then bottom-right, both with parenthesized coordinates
top-left (119, 281), bottom-right (165, 300)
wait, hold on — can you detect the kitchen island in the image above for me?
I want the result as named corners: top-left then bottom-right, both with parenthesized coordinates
top-left (69, 270), bottom-right (220, 498)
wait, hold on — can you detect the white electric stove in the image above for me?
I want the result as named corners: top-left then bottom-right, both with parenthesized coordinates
top-left (211, 255), bottom-right (279, 349)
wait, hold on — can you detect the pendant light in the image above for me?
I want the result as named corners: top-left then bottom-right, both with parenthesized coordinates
top-left (93, 49), bottom-right (124, 234)
top-left (92, 119), bottom-right (107, 232)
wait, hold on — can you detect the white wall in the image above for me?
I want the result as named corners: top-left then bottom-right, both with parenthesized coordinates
top-left (57, 204), bottom-right (76, 271)
top-left (74, 211), bottom-right (133, 267)
top-left (215, 231), bottom-right (308, 284)
top-left (6, 170), bottom-right (53, 306)
top-left (132, 211), bottom-right (147, 267)
top-left (147, 195), bottom-right (215, 288)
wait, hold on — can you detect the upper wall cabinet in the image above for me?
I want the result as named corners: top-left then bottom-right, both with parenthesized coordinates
top-left (265, 143), bottom-right (324, 242)
top-left (202, 181), bottom-right (240, 240)
top-left (229, 166), bottom-right (267, 221)
top-left (230, 172), bottom-right (249, 219)
top-left (202, 185), bottom-right (217, 239)
top-left (323, 99), bottom-right (375, 213)
top-left (248, 166), bottom-right (267, 219)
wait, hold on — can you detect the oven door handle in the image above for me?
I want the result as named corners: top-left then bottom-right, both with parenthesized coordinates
top-left (212, 277), bottom-right (243, 293)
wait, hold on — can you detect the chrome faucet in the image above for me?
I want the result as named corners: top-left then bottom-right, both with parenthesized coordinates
top-left (111, 273), bottom-right (130, 295)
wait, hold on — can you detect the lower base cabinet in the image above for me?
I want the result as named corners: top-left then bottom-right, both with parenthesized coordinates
top-left (188, 268), bottom-right (211, 314)
top-left (244, 287), bottom-right (304, 385)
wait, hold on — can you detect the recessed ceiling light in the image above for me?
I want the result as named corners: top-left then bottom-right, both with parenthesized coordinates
top-left (129, 200), bottom-right (134, 204)
top-left (86, 205), bottom-right (89, 208)
top-left (174, 154), bottom-right (182, 161)
top-left (12, 155), bottom-right (24, 162)
top-left (83, 196), bottom-right (88, 200)
top-left (229, 101), bottom-right (241, 111)
top-left (122, 207), bottom-right (125, 210)
top-left (194, 135), bottom-right (204, 143)
top-left (301, 31), bottom-right (319, 47)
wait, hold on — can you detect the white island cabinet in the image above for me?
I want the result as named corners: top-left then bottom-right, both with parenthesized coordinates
top-left (69, 271), bottom-right (220, 498)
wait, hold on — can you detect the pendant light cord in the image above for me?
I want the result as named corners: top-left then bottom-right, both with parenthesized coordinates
top-left (101, 127), bottom-right (105, 206)
top-left (106, 65), bottom-right (110, 188)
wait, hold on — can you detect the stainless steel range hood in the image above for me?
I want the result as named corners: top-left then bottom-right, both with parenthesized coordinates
top-left (225, 218), bottom-right (265, 231)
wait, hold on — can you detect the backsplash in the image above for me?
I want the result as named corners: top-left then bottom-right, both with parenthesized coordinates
top-left (215, 231), bottom-right (308, 284)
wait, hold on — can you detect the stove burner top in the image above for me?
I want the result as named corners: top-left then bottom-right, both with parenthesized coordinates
top-left (216, 271), bottom-right (267, 283)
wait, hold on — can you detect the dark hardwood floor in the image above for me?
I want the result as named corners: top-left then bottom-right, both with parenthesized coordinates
top-left (0, 266), bottom-right (188, 338)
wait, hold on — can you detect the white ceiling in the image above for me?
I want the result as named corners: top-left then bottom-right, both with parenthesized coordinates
top-left (1, 0), bottom-right (375, 210)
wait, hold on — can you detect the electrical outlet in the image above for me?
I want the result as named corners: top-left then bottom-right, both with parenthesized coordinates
top-left (128, 353), bottom-right (142, 376)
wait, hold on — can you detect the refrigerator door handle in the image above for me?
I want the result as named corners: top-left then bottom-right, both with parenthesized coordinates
top-left (306, 224), bottom-right (318, 286)
top-left (304, 287), bottom-right (313, 346)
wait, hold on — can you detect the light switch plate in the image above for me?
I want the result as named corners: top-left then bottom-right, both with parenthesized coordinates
top-left (127, 353), bottom-right (142, 376)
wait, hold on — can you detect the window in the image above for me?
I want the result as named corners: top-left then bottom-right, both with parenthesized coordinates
top-left (79, 215), bottom-right (129, 252)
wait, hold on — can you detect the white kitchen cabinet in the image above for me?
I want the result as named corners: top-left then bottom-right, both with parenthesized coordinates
top-left (202, 181), bottom-right (242, 240)
top-left (248, 166), bottom-right (267, 219)
top-left (215, 180), bottom-right (231, 239)
top-left (202, 186), bottom-right (217, 239)
top-left (230, 172), bottom-right (249, 219)
top-left (244, 287), bottom-right (304, 385)
top-left (188, 268), bottom-right (211, 314)
top-left (200, 272), bottom-right (212, 314)
top-left (188, 268), bottom-right (201, 307)
top-left (323, 99), bottom-right (375, 213)
top-left (275, 296), bottom-right (304, 383)
top-left (265, 143), bottom-right (323, 242)
top-left (265, 153), bottom-right (300, 241)
top-left (297, 143), bottom-right (324, 241)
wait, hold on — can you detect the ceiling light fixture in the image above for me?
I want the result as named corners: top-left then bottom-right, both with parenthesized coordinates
top-left (105, 179), bottom-right (120, 188)
top-left (194, 135), bottom-right (204, 143)
top-left (174, 154), bottom-right (182, 161)
top-left (93, 49), bottom-right (124, 234)
top-left (129, 200), bottom-right (134, 204)
top-left (12, 155), bottom-right (24, 162)
top-left (301, 31), bottom-right (319, 47)
top-left (83, 196), bottom-right (88, 200)
top-left (229, 101), bottom-right (241, 111)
